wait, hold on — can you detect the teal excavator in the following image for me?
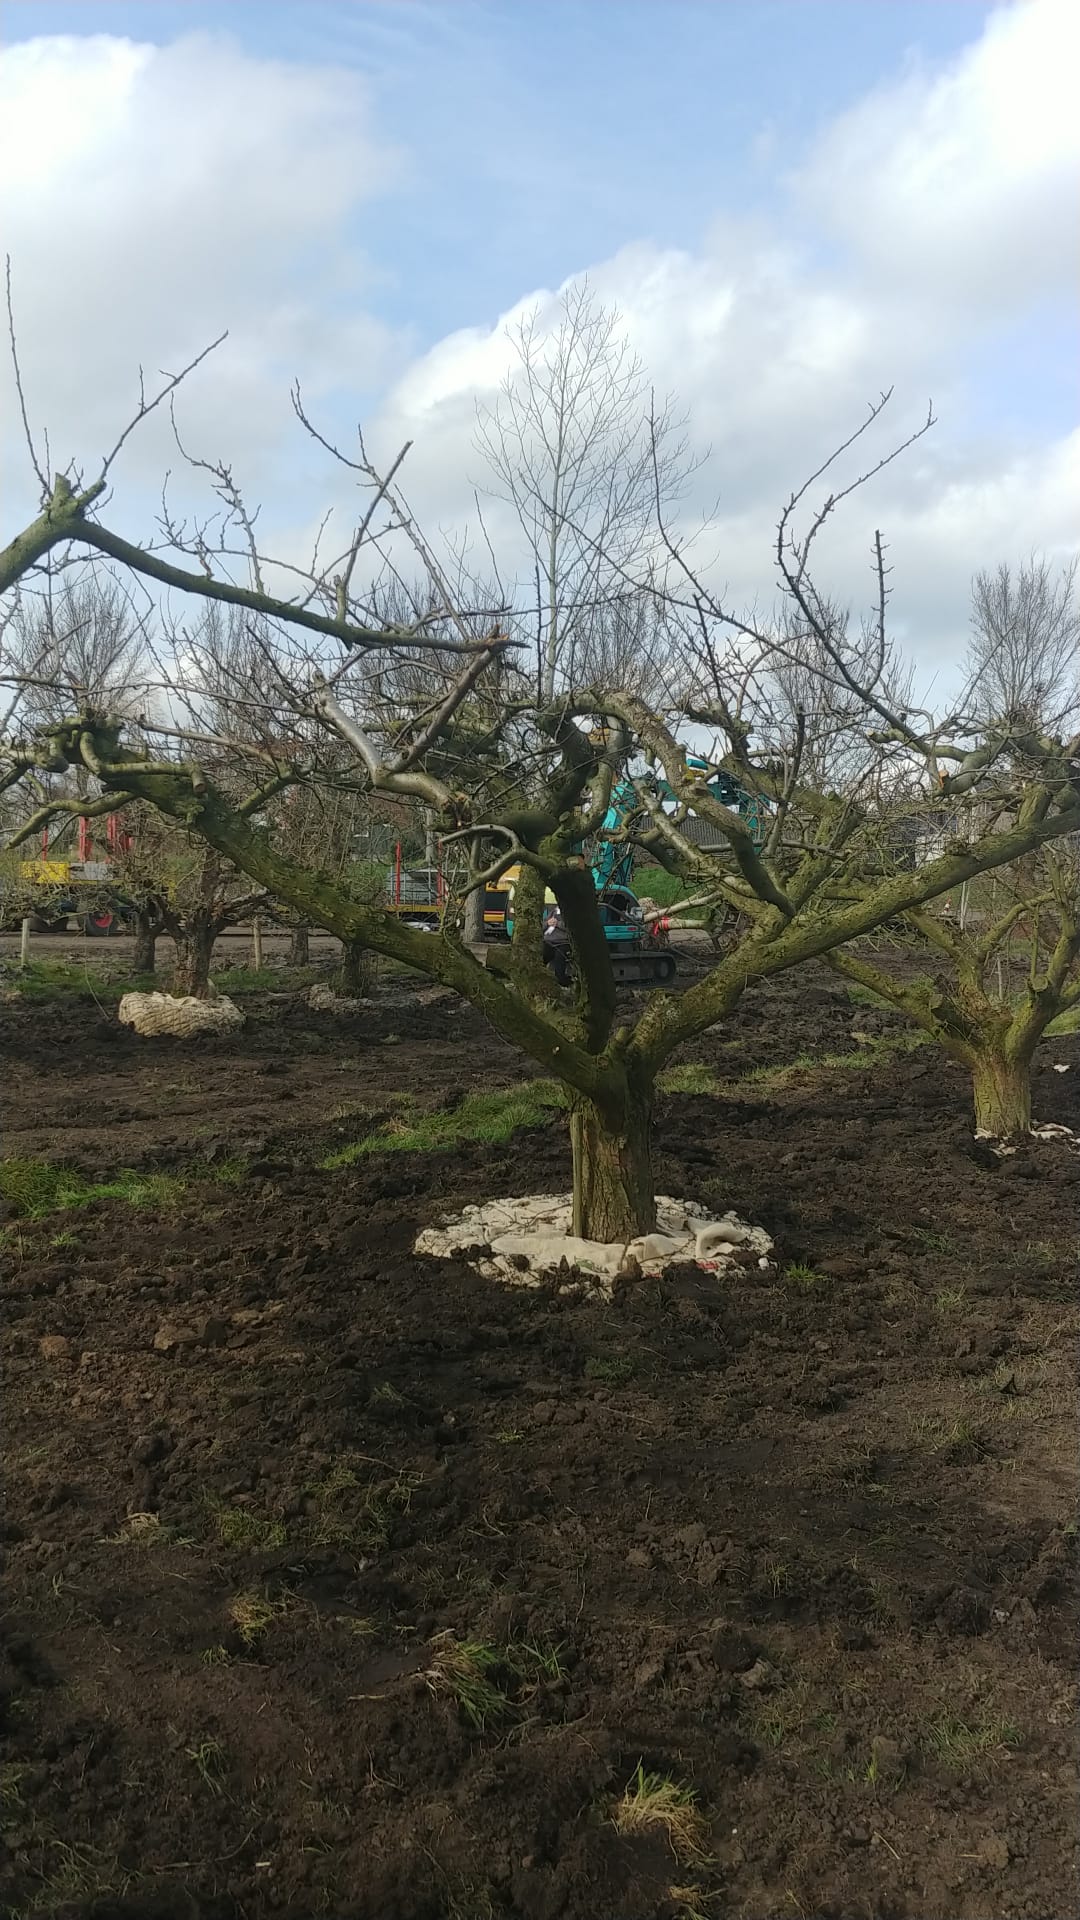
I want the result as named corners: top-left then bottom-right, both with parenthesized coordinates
top-left (502, 751), bottom-right (766, 987)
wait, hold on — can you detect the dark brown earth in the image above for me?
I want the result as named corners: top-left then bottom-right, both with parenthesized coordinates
top-left (2, 956), bottom-right (1078, 1920)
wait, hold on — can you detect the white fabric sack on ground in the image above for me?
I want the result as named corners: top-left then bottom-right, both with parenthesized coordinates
top-left (118, 992), bottom-right (245, 1037)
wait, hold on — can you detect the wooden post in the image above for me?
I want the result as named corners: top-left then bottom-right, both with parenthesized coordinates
top-left (252, 916), bottom-right (264, 971)
top-left (19, 915), bottom-right (31, 970)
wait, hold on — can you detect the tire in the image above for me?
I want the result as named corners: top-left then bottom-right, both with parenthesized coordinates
top-left (82, 909), bottom-right (116, 938)
top-left (29, 912), bottom-right (68, 934)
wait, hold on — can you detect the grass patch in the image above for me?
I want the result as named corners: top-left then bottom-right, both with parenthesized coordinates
top-left (583, 1353), bottom-right (637, 1385)
top-left (210, 964), bottom-right (310, 994)
top-left (425, 1637), bottom-right (512, 1730)
top-left (910, 1226), bottom-right (957, 1255)
top-left (303, 1462), bottom-right (416, 1552)
top-left (6, 960), bottom-right (156, 1003)
top-left (783, 1262), bottom-right (832, 1293)
top-left (844, 982), bottom-right (893, 1009)
top-left (0, 1154), bottom-right (249, 1223)
top-left (1017, 1239), bottom-right (1073, 1273)
top-left (0, 1159), bottom-right (187, 1221)
top-left (321, 1082), bottom-right (566, 1166)
top-left (186, 1738), bottom-right (228, 1795)
top-left (611, 1762), bottom-right (710, 1863)
top-left (104, 1512), bottom-right (189, 1548)
top-left (425, 1634), bottom-right (565, 1731)
top-left (5, 1838), bottom-right (125, 1916)
top-left (934, 1284), bottom-right (967, 1313)
top-left (228, 1590), bottom-right (287, 1650)
top-left (0, 1762), bottom-right (27, 1808)
top-left (207, 1501), bottom-right (287, 1552)
top-left (910, 1412), bottom-right (986, 1461)
top-left (632, 866), bottom-right (688, 908)
top-left (738, 1029), bottom-right (928, 1093)
top-left (924, 1712), bottom-right (1022, 1770)
top-left (658, 1063), bottom-right (720, 1095)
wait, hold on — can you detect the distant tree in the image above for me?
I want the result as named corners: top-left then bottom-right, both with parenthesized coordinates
top-left (829, 837), bottom-right (1080, 1136)
top-left (474, 282), bottom-right (691, 703)
top-left (966, 556), bottom-right (1079, 733)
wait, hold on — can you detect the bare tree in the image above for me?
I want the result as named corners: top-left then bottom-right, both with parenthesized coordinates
top-left (828, 837), bottom-right (1080, 1136)
top-left (109, 802), bottom-right (270, 996)
top-left (5, 325), bottom-right (1080, 1242)
top-left (3, 572), bottom-right (149, 731)
top-left (474, 282), bottom-right (692, 703)
top-left (966, 555), bottom-right (1079, 733)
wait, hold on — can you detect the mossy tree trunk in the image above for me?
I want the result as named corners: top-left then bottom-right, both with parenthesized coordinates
top-left (132, 907), bottom-right (159, 976)
top-left (289, 923), bottom-right (310, 967)
top-left (339, 936), bottom-right (376, 996)
top-left (463, 885), bottom-right (486, 946)
top-left (971, 1046), bottom-right (1034, 1138)
top-left (569, 1079), bottom-right (656, 1242)
top-left (172, 916), bottom-right (216, 998)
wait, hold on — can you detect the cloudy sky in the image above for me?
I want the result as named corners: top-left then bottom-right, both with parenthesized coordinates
top-left (1, 0), bottom-right (1077, 693)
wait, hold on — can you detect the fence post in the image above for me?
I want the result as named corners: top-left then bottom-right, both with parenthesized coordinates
top-left (251, 916), bottom-right (264, 971)
top-left (19, 915), bottom-right (31, 970)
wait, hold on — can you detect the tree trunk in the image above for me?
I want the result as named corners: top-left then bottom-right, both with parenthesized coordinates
top-left (339, 937), bottom-right (375, 997)
top-left (132, 909), bottom-right (158, 976)
top-left (172, 920), bottom-right (216, 999)
top-left (289, 923), bottom-right (310, 967)
top-left (972, 1048), bottom-right (1033, 1138)
top-left (464, 886), bottom-right (486, 946)
top-left (569, 1084), bottom-right (656, 1242)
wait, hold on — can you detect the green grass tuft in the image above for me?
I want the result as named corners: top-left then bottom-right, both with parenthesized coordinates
top-left (210, 964), bottom-right (311, 994)
top-left (0, 1154), bottom-right (249, 1222)
top-left (783, 1262), bottom-right (832, 1293)
top-left (584, 1353), bottom-right (637, 1385)
top-left (611, 1762), bottom-right (711, 1862)
top-left (424, 1634), bottom-right (565, 1730)
top-left (658, 1063), bottom-right (720, 1095)
top-left (208, 1502), bottom-right (287, 1552)
top-left (924, 1712), bottom-right (1022, 1769)
top-left (321, 1082), bottom-right (566, 1166)
top-left (0, 1159), bottom-right (187, 1220)
top-left (303, 1461), bottom-right (416, 1551)
top-left (7, 961), bottom-right (156, 1003)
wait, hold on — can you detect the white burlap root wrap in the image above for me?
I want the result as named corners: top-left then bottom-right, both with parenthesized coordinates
top-left (416, 1192), bottom-right (773, 1289)
top-left (117, 991), bottom-right (245, 1037)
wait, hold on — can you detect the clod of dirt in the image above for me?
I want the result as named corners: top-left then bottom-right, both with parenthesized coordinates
top-left (710, 1629), bottom-right (758, 1673)
top-left (737, 1656), bottom-right (781, 1692)
top-left (869, 1733), bottom-right (907, 1784)
top-left (415, 1192), bottom-right (772, 1288)
top-left (306, 984), bottom-right (370, 1012)
top-left (151, 1321), bottom-right (198, 1353)
top-left (38, 1334), bottom-right (72, 1361)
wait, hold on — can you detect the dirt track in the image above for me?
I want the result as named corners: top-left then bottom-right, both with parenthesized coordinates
top-left (2, 965), bottom-right (1077, 1919)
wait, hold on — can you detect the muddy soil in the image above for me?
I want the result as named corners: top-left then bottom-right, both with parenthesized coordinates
top-left (2, 967), bottom-right (1078, 1920)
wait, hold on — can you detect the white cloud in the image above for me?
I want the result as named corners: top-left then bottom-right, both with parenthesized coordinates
top-left (0, 4), bottom-right (1076, 698)
top-left (0, 31), bottom-right (408, 520)
top-left (363, 0), bottom-right (1079, 686)
top-left (797, 0), bottom-right (1080, 313)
